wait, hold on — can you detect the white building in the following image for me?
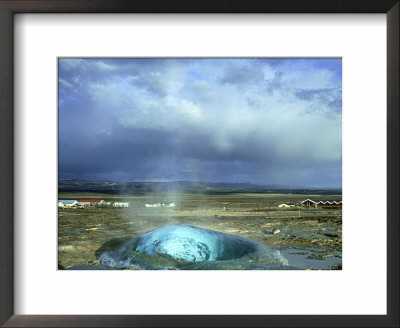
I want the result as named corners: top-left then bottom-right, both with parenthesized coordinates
top-left (113, 202), bottom-right (129, 208)
top-left (145, 203), bottom-right (161, 208)
top-left (278, 203), bottom-right (294, 208)
top-left (58, 200), bottom-right (78, 208)
top-left (145, 202), bottom-right (175, 208)
top-left (78, 199), bottom-right (105, 206)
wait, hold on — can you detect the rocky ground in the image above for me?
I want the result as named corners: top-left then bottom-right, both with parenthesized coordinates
top-left (58, 193), bottom-right (342, 270)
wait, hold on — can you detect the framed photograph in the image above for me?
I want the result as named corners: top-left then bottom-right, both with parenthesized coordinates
top-left (0, 0), bottom-right (398, 327)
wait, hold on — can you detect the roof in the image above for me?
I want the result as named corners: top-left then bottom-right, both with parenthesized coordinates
top-left (300, 199), bottom-right (342, 205)
top-left (300, 199), bottom-right (316, 204)
top-left (59, 200), bottom-right (77, 204)
top-left (316, 200), bottom-right (342, 205)
top-left (78, 199), bottom-right (103, 203)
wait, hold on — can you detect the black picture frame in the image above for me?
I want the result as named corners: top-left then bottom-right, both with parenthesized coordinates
top-left (0, 1), bottom-right (398, 327)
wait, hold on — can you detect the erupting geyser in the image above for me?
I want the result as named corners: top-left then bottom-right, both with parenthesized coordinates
top-left (99, 225), bottom-right (289, 269)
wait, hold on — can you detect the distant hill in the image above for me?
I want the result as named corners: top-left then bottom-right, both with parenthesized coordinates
top-left (58, 180), bottom-right (342, 195)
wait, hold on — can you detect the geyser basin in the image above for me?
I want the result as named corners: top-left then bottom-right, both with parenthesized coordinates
top-left (99, 225), bottom-right (289, 269)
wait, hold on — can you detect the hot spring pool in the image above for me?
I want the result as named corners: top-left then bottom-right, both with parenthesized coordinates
top-left (98, 224), bottom-right (290, 270)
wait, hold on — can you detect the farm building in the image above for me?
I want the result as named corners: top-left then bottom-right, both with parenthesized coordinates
top-left (145, 202), bottom-right (175, 208)
top-left (113, 202), bottom-right (129, 208)
top-left (278, 203), bottom-right (294, 208)
top-left (145, 203), bottom-right (160, 208)
top-left (58, 200), bottom-right (78, 208)
top-left (300, 199), bottom-right (316, 207)
top-left (300, 199), bottom-right (342, 209)
top-left (315, 201), bottom-right (342, 209)
top-left (78, 199), bottom-right (105, 206)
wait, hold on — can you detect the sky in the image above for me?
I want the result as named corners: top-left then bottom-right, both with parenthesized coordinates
top-left (58, 58), bottom-right (342, 188)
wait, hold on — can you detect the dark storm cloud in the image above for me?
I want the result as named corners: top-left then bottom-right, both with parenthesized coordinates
top-left (294, 88), bottom-right (342, 112)
top-left (59, 127), bottom-right (178, 180)
top-left (220, 65), bottom-right (264, 85)
top-left (58, 58), bottom-right (342, 187)
top-left (265, 71), bottom-right (285, 94)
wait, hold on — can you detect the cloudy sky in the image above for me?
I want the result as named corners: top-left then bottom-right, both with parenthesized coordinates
top-left (58, 58), bottom-right (342, 188)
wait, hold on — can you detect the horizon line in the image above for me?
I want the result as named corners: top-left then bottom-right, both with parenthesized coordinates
top-left (58, 178), bottom-right (342, 190)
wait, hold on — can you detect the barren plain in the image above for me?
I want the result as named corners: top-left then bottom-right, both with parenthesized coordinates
top-left (58, 192), bottom-right (342, 270)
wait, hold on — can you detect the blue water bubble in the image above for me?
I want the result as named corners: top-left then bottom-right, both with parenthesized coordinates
top-left (99, 224), bottom-right (288, 269)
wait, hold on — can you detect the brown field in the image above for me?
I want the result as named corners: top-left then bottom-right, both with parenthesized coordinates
top-left (58, 192), bottom-right (342, 270)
